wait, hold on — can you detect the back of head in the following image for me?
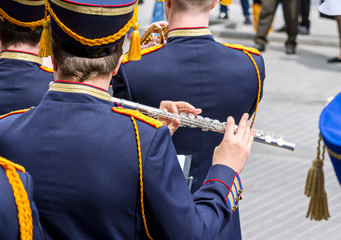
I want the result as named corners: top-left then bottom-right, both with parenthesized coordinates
top-left (45, 0), bottom-right (139, 82)
top-left (173, 0), bottom-right (216, 12)
top-left (0, 0), bottom-right (45, 48)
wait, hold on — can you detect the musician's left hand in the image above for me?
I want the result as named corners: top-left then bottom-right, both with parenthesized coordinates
top-left (159, 101), bottom-right (202, 136)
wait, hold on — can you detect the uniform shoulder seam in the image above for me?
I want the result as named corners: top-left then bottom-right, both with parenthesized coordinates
top-left (39, 65), bottom-right (54, 73)
top-left (112, 107), bottom-right (163, 129)
top-left (0, 108), bottom-right (33, 120)
top-left (221, 43), bottom-right (260, 55)
top-left (122, 44), bottom-right (165, 64)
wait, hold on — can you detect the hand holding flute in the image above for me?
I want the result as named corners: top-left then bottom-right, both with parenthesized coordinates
top-left (159, 100), bottom-right (202, 136)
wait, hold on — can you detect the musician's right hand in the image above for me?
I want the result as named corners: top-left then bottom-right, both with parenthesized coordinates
top-left (212, 113), bottom-right (255, 173)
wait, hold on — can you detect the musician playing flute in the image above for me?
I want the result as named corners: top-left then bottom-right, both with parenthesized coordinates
top-left (0, 0), bottom-right (256, 239)
top-left (112, 0), bottom-right (266, 239)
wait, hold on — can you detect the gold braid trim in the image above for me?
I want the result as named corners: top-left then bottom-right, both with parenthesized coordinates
top-left (12, 0), bottom-right (44, 6)
top-left (46, 0), bottom-right (138, 46)
top-left (326, 145), bottom-right (341, 160)
top-left (130, 117), bottom-right (154, 240)
top-left (0, 8), bottom-right (48, 28)
top-left (242, 51), bottom-right (261, 128)
top-left (0, 156), bottom-right (33, 240)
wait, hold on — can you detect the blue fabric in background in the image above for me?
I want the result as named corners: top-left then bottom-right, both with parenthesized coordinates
top-left (151, 1), bottom-right (165, 23)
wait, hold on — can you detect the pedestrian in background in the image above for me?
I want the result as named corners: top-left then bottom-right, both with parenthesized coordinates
top-left (254, 0), bottom-right (299, 54)
top-left (299, 0), bottom-right (311, 35)
top-left (319, 0), bottom-right (341, 63)
top-left (218, 1), bottom-right (252, 25)
top-left (151, 0), bottom-right (165, 23)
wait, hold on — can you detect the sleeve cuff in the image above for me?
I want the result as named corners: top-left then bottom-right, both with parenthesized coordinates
top-left (202, 164), bottom-right (243, 211)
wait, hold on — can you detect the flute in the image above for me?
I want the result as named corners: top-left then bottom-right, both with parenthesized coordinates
top-left (112, 97), bottom-right (296, 151)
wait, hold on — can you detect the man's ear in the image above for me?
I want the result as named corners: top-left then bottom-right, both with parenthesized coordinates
top-left (51, 55), bottom-right (58, 72)
top-left (212, 0), bottom-right (219, 9)
top-left (112, 55), bottom-right (123, 76)
top-left (165, 0), bottom-right (171, 9)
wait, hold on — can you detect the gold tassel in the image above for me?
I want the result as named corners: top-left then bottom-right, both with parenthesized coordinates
top-left (128, 23), bottom-right (141, 61)
top-left (39, 20), bottom-right (52, 57)
top-left (220, 0), bottom-right (232, 6)
top-left (304, 133), bottom-right (330, 221)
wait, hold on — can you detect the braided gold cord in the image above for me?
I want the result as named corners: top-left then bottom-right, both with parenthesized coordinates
top-left (243, 50), bottom-right (261, 128)
top-left (0, 156), bottom-right (33, 240)
top-left (0, 8), bottom-right (46, 27)
top-left (46, 0), bottom-right (138, 46)
top-left (130, 116), bottom-right (154, 240)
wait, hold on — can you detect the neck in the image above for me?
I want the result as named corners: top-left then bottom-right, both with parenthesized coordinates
top-left (1, 43), bottom-right (40, 55)
top-left (83, 77), bottom-right (111, 90)
top-left (167, 11), bottom-right (210, 30)
top-left (54, 71), bottom-right (111, 91)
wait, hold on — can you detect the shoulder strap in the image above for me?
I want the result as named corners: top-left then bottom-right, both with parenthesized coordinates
top-left (0, 108), bottom-right (33, 120)
top-left (122, 44), bottom-right (164, 64)
top-left (39, 65), bottom-right (54, 73)
top-left (112, 107), bottom-right (163, 128)
top-left (222, 43), bottom-right (260, 55)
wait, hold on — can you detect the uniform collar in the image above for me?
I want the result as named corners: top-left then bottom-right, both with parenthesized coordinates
top-left (0, 50), bottom-right (42, 65)
top-left (167, 27), bottom-right (212, 39)
top-left (49, 80), bottom-right (112, 102)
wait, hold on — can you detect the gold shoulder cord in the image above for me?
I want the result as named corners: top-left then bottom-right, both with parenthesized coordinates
top-left (0, 156), bottom-right (33, 240)
top-left (130, 117), bottom-right (154, 240)
top-left (0, 8), bottom-right (46, 28)
top-left (242, 51), bottom-right (261, 128)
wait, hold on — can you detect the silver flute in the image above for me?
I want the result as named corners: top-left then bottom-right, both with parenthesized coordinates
top-left (112, 97), bottom-right (296, 151)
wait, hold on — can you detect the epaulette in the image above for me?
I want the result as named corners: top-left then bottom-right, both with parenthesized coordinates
top-left (0, 156), bottom-right (25, 173)
top-left (222, 43), bottom-right (260, 55)
top-left (0, 108), bottom-right (33, 120)
top-left (39, 65), bottom-right (54, 73)
top-left (112, 107), bottom-right (163, 129)
top-left (122, 44), bottom-right (164, 64)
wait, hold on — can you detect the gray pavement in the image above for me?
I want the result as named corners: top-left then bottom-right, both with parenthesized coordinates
top-left (136, 1), bottom-right (341, 239)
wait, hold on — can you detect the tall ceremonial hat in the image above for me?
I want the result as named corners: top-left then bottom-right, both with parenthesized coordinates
top-left (304, 93), bottom-right (341, 221)
top-left (320, 92), bottom-right (341, 184)
top-left (40, 0), bottom-right (141, 60)
top-left (0, 0), bottom-right (46, 31)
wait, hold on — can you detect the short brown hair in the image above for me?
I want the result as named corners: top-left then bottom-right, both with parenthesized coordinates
top-left (0, 20), bottom-right (42, 48)
top-left (52, 40), bottom-right (123, 83)
top-left (173, 0), bottom-right (215, 12)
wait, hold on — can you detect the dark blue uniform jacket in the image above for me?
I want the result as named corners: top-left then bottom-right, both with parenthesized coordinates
top-left (0, 161), bottom-right (42, 240)
top-left (0, 80), bottom-right (243, 240)
top-left (0, 50), bottom-right (53, 115)
top-left (112, 28), bottom-right (266, 239)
